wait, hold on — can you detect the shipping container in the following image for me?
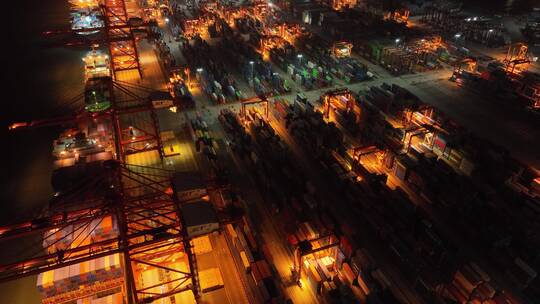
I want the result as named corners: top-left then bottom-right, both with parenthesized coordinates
top-left (240, 251), bottom-right (251, 273)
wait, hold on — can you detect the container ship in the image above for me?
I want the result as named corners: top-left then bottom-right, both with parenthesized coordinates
top-left (50, 48), bottom-right (115, 203)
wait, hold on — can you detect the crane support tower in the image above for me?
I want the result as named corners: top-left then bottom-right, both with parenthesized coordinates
top-left (102, 0), bottom-right (143, 77)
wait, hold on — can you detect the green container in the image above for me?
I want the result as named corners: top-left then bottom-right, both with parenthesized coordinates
top-left (439, 52), bottom-right (450, 62)
top-left (368, 41), bottom-right (383, 62)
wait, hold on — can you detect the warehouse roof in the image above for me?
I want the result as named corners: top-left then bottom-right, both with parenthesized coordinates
top-left (180, 200), bottom-right (218, 228)
top-left (171, 171), bottom-right (206, 193)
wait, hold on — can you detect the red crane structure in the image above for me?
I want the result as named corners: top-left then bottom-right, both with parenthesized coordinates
top-left (292, 234), bottom-right (339, 282)
top-left (35, 0), bottom-right (165, 161)
top-left (108, 79), bottom-right (166, 160)
top-left (322, 88), bottom-right (357, 120)
top-left (2, 1), bottom-right (240, 303)
top-left (0, 158), bottom-right (241, 303)
top-left (239, 95), bottom-right (270, 121)
top-left (102, 0), bottom-right (144, 77)
top-left (57, 0), bottom-right (156, 77)
top-left (503, 42), bottom-right (531, 75)
top-left (0, 161), bottom-right (197, 304)
top-left (8, 79), bottom-right (181, 161)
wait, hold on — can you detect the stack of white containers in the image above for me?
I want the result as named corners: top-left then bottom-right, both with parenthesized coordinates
top-left (37, 216), bottom-right (124, 304)
top-left (37, 254), bottom-right (124, 301)
top-left (42, 226), bottom-right (74, 253)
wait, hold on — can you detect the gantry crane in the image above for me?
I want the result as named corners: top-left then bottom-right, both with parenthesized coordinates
top-left (322, 88), bottom-right (357, 120)
top-left (102, 0), bottom-right (143, 77)
top-left (2, 1), bottom-right (241, 303)
top-left (504, 42), bottom-right (531, 75)
top-left (332, 41), bottom-right (353, 58)
top-left (451, 57), bottom-right (477, 80)
top-left (239, 95), bottom-right (270, 121)
top-left (9, 79), bottom-right (182, 161)
top-left (0, 159), bottom-right (243, 304)
top-left (331, 0), bottom-right (357, 11)
top-left (0, 161), bottom-right (195, 304)
top-left (292, 234), bottom-right (339, 282)
top-left (52, 0), bottom-right (157, 78)
top-left (36, 0), bottom-right (165, 161)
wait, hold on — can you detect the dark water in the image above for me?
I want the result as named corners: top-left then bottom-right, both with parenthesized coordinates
top-left (1, 1), bottom-right (85, 302)
top-left (2, 0), bottom-right (85, 224)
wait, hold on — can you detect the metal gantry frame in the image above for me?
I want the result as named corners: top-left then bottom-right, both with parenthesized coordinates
top-left (60, 0), bottom-right (149, 76)
top-left (101, 0), bottom-right (142, 77)
top-left (8, 79), bottom-right (172, 162)
top-left (351, 145), bottom-right (380, 162)
top-left (240, 95), bottom-right (269, 121)
top-left (0, 162), bottom-right (198, 304)
top-left (110, 79), bottom-right (166, 161)
top-left (453, 57), bottom-right (477, 76)
top-left (292, 233), bottom-right (339, 281)
top-left (2, 1), bottom-right (240, 303)
top-left (322, 88), bottom-right (356, 120)
top-left (504, 43), bottom-right (531, 75)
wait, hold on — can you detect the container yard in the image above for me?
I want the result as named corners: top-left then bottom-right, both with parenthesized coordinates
top-left (2, 0), bottom-right (540, 303)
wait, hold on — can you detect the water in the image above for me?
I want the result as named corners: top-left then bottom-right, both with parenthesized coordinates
top-left (2, 0), bottom-right (86, 220)
top-left (1, 0), bottom-right (86, 302)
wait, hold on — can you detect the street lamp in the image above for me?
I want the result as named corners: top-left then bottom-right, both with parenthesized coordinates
top-left (196, 68), bottom-right (203, 72)
top-left (165, 17), bottom-right (170, 23)
top-left (248, 61), bottom-right (255, 79)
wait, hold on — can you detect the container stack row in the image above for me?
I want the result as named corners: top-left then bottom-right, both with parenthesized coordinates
top-left (182, 37), bottom-right (245, 103)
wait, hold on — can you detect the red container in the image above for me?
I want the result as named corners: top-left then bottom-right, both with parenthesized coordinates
top-left (340, 236), bottom-right (353, 258)
top-left (287, 234), bottom-right (298, 246)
